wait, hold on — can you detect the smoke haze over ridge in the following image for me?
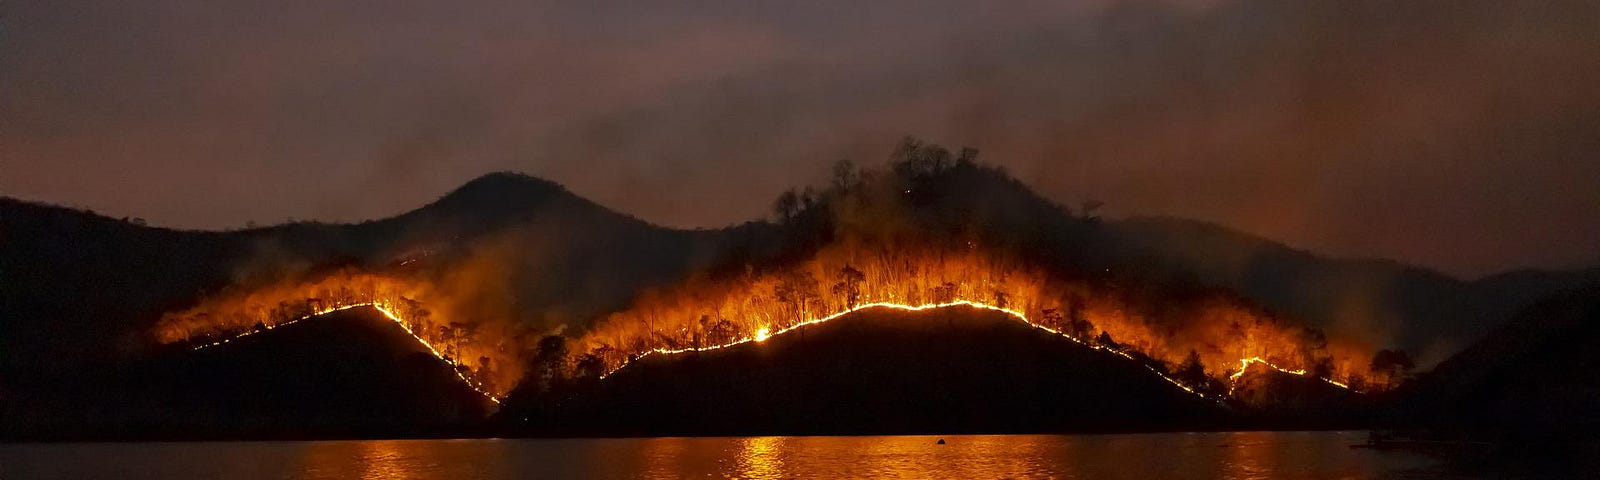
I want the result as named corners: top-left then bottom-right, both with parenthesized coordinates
top-left (4, 0), bottom-right (1598, 277)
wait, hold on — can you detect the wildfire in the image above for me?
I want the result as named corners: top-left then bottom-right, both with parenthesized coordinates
top-left (1229, 357), bottom-right (1355, 393)
top-left (598, 299), bottom-right (1354, 402)
top-left (157, 245), bottom-right (1376, 407)
top-left (186, 300), bottom-right (501, 404)
top-left (581, 244), bottom-right (1377, 401)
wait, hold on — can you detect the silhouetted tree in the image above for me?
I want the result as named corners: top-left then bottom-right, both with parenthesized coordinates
top-left (956, 147), bottom-right (979, 167)
top-left (476, 355), bottom-right (495, 392)
top-left (775, 269), bottom-right (822, 322)
top-left (1096, 331), bottom-right (1119, 349)
top-left (831, 263), bottom-right (866, 309)
top-left (1065, 301), bottom-right (1094, 340)
top-left (890, 136), bottom-right (955, 178)
top-left (574, 353), bottom-right (606, 381)
top-left (1041, 308), bottom-right (1064, 329)
top-left (830, 159), bottom-right (860, 191)
top-left (706, 318), bottom-right (740, 345)
top-left (772, 190), bottom-right (801, 223)
top-left (534, 335), bottom-right (568, 391)
top-left (1176, 350), bottom-right (1208, 387)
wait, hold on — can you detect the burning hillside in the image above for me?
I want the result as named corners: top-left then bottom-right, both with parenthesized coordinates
top-left (153, 269), bottom-right (524, 399)
top-left (148, 140), bottom-right (1404, 408)
top-left (577, 244), bottom-right (1379, 397)
top-left (572, 141), bottom-right (1392, 395)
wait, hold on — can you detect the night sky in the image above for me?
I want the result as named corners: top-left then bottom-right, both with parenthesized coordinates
top-left (3, 0), bottom-right (1597, 278)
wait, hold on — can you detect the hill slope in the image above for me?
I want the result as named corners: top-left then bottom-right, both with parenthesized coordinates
top-left (516, 305), bottom-right (1230, 436)
top-left (0, 173), bottom-right (717, 378)
top-left (1398, 284), bottom-right (1600, 443)
top-left (1093, 216), bottom-right (1600, 365)
top-left (1, 308), bottom-right (492, 440)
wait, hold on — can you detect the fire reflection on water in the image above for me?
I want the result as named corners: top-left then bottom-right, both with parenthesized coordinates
top-left (0, 433), bottom-right (1441, 479)
top-left (733, 436), bottom-right (787, 479)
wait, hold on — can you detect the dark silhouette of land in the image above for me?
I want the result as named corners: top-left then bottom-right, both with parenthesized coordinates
top-left (1398, 285), bottom-right (1600, 447)
top-left (506, 305), bottom-right (1377, 437)
top-left (2, 308), bottom-right (490, 441)
top-left (514, 305), bottom-right (1225, 436)
top-left (2, 143), bottom-right (1597, 441)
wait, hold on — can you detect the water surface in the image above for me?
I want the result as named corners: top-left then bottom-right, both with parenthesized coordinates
top-left (0, 431), bottom-right (1445, 479)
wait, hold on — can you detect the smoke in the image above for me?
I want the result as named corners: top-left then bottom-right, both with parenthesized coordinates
top-left (4, 0), bottom-right (1597, 277)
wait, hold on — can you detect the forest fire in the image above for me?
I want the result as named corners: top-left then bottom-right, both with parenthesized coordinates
top-left (186, 300), bottom-right (502, 403)
top-left (156, 248), bottom-right (1378, 407)
top-left (148, 151), bottom-right (1397, 408)
top-left (1230, 357), bottom-right (1354, 391)
top-left (598, 299), bottom-right (1225, 401)
top-left (155, 269), bottom-right (516, 402)
top-left (598, 298), bottom-right (1355, 401)
top-left (578, 243), bottom-right (1381, 397)
top-left (154, 244), bottom-right (1380, 406)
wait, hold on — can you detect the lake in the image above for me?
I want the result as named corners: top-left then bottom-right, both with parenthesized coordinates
top-left (0, 431), bottom-right (1449, 479)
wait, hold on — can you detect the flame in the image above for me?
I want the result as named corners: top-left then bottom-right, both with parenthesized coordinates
top-left (156, 245), bottom-right (1378, 406)
top-left (603, 300), bottom-right (1242, 401)
top-left (1228, 357), bottom-right (1354, 394)
top-left (582, 245), bottom-right (1375, 398)
top-left (174, 286), bottom-right (503, 404)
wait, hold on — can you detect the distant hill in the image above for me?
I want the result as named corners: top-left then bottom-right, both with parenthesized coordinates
top-left (1, 308), bottom-right (491, 440)
top-left (0, 172), bottom-right (728, 381)
top-left (1397, 284), bottom-right (1600, 444)
top-left (1092, 216), bottom-right (1600, 365)
top-left (517, 305), bottom-right (1231, 436)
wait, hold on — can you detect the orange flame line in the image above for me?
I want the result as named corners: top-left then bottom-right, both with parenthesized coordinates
top-left (189, 302), bottom-right (502, 404)
top-left (1228, 357), bottom-right (1356, 395)
top-left (602, 300), bottom-right (1232, 401)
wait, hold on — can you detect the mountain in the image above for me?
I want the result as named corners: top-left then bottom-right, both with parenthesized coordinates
top-left (512, 305), bottom-right (1230, 436)
top-left (1091, 216), bottom-right (1600, 365)
top-left (0, 172), bottom-right (724, 381)
top-left (1397, 284), bottom-right (1600, 444)
top-left (1, 308), bottom-right (491, 441)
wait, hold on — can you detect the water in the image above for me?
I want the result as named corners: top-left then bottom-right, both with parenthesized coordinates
top-left (0, 431), bottom-right (1447, 479)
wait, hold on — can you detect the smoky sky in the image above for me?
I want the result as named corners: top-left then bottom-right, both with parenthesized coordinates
top-left (3, 0), bottom-right (1597, 278)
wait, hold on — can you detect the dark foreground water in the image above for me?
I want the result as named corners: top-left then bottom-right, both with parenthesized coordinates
top-left (0, 431), bottom-right (1453, 479)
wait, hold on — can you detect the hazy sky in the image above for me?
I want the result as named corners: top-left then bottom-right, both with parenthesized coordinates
top-left (3, 0), bottom-right (1597, 278)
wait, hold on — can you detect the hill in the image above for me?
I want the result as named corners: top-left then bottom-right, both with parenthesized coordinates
top-left (512, 305), bottom-right (1231, 436)
top-left (1397, 284), bottom-right (1600, 444)
top-left (1093, 216), bottom-right (1600, 365)
top-left (0, 172), bottom-right (719, 383)
top-left (4, 149), bottom-right (1594, 439)
top-left (1, 307), bottom-right (492, 441)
